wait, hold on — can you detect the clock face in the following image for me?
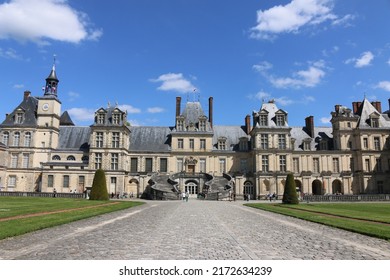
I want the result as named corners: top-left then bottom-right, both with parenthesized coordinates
top-left (42, 103), bottom-right (49, 111)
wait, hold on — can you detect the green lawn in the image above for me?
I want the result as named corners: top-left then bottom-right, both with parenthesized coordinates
top-left (0, 197), bottom-right (144, 240)
top-left (245, 203), bottom-right (390, 241)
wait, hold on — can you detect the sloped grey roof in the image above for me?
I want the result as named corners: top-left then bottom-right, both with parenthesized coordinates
top-left (254, 101), bottom-right (289, 127)
top-left (182, 102), bottom-right (206, 126)
top-left (58, 126), bottom-right (91, 151)
top-left (357, 99), bottom-right (390, 128)
top-left (60, 111), bottom-right (75, 126)
top-left (291, 126), bottom-right (333, 151)
top-left (213, 125), bottom-right (249, 151)
top-left (0, 96), bottom-right (38, 127)
top-left (129, 126), bottom-right (171, 152)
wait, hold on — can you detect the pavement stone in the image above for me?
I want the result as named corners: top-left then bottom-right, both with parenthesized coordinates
top-left (0, 199), bottom-right (390, 260)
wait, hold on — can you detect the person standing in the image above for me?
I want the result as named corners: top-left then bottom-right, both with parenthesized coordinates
top-left (185, 191), bottom-right (189, 202)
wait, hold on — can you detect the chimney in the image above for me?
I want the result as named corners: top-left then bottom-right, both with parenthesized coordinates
top-left (245, 115), bottom-right (251, 135)
top-left (175, 97), bottom-right (181, 117)
top-left (24, 91), bottom-right (31, 100)
top-left (371, 101), bottom-right (382, 113)
top-left (335, 105), bottom-right (341, 115)
top-left (305, 116), bottom-right (315, 138)
top-left (209, 97), bottom-right (213, 128)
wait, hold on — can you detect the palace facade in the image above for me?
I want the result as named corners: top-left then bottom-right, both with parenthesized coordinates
top-left (0, 65), bottom-right (389, 199)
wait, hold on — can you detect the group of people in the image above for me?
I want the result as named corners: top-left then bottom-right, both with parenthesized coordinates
top-left (266, 193), bottom-right (277, 201)
top-left (110, 192), bottom-right (134, 199)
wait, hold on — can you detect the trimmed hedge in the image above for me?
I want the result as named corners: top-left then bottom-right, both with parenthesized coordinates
top-left (282, 173), bottom-right (299, 204)
top-left (90, 169), bottom-right (109, 201)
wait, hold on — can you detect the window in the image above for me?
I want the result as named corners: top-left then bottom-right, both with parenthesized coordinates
top-left (145, 158), bottom-right (153, 172)
top-left (130, 158), bottom-right (138, 173)
top-left (240, 159), bottom-right (247, 173)
top-left (13, 132), bottom-right (20, 146)
top-left (200, 139), bottom-right (206, 150)
top-left (278, 134), bottom-right (286, 149)
top-left (24, 132), bottom-right (31, 147)
top-left (8, 176), bottom-right (16, 187)
top-left (239, 139), bottom-right (248, 151)
top-left (279, 155), bottom-right (287, 172)
top-left (67, 155), bottom-right (76, 161)
top-left (2, 132), bottom-right (9, 146)
top-left (82, 156), bottom-right (89, 163)
top-left (95, 153), bottom-right (102, 169)
top-left (365, 158), bottom-right (371, 172)
top-left (189, 139), bottom-right (194, 149)
top-left (22, 153), bottom-right (29, 168)
top-left (293, 158), bottom-right (300, 173)
top-left (347, 141), bottom-right (352, 149)
top-left (350, 157), bottom-right (354, 172)
top-left (96, 132), bottom-right (103, 148)
top-left (219, 158), bottom-right (226, 173)
top-left (260, 134), bottom-right (268, 149)
top-left (276, 114), bottom-right (285, 126)
top-left (199, 159), bottom-right (206, 173)
top-left (177, 158), bottom-right (183, 172)
top-left (15, 113), bottom-right (24, 124)
top-left (363, 138), bottom-right (368, 149)
top-left (11, 153), bottom-right (18, 168)
top-left (111, 153), bottom-right (119, 170)
top-left (178, 139), bottom-right (184, 149)
top-left (63, 175), bottom-right (69, 188)
top-left (112, 132), bottom-right (120, 148)
top-left (320, 141), bottom-right (328, 150)
top-left (78, 176), bottom-right (85, 190)
top-left (218, 140), bottom-right (227, 150)
top-left (332, 158), bottom-right (340, 173)
top-left (52, 155), bottom-right (61, 161)
top-left (48, 175), bottom-right (54, 188)
top-left (303, 141), bottom-right (311, 151)
top-left (371, 117), bottom-right (379, 128)
top-left (377, 181), bottom-right (384, 194)
top-left (374, 137), bottom-right (381, 151)
top-left (160, 158), bottom-right (168, 172)
top-left (97, 113), bottom-right (105, 124)
top-left (259, 114), bottom-right (268, 126)
top-left (112, 114), bottom-right (120, 125)
top-left (313, 158), bottom-right (320, 173)
top-left (199, 120), bottom-right (206, 131)
top-left (262, 155), bottom-right (269, 172)
top-left (177, 119), bottom-right (184, 131)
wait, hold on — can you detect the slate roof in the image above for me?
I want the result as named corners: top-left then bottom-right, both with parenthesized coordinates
top-left (129, 126), bottom-right (172, 152)
top-left (60, 111), bottom-right (75, 126)
top-left (254, 101), bottom-right (289, 127)
top-left (181, 102), bottom-right (206, 126)
top-left (0, 96), bottom-right (38, 127)
top-left (213, 126), bottom-right (249, 151)
top-left (58, 126), bottom-right (91, 151)
top-left (291, 126), bottom-right (333, 151)
top-left (356, 98), bottom-right (390, 128)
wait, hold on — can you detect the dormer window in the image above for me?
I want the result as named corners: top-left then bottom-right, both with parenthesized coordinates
top-left (52, 155), bottom-right (61, 160)
top-left (276, 114), bottom-right (285, 126)
top-left (259, 114), bottom-right (268, 126)
top-left (370, 117), bottom-right (379, 128)
top-left (67, 155), bottom-right (76, 161)
top-left (199, 117), bottom-right (207, 131)
top-left (97, 113), bottom-right (105, 125)
top-left (218, 137), bottom-right (227, 150)
top-left (176, 117), bottom-right (184, 131)
top-left (112, 113), bottom-right (120, 125)
top-left (303, 138), bottom-right (311, 151)
top-left (15, 112), bottom-right (24, 124)
top-left (239, 137), bottom-right (248, 151)
top-left (320, 140), bottom-right (328, 151)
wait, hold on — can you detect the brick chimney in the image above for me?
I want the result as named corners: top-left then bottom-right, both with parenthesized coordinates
top-left (24, 91), bottom-right (31, 100)
top-left (335, 105), bottom-right (341, 115)
top-left (245, 115), bottom-right (251, 135)
top-left (371, 101), bottom-right (382, 113)
top-left (305, 116), bottom-right (314, 138)
top-left (175, 97), bottom-right (181, 117)
top-left (209, 97), bottom-right (213, 128)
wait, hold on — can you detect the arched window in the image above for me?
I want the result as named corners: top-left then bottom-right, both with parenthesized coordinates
top-left (2, 132), bottom-right (9, 146)
top-left (67, 155), bottom-right (76, 161)
top-left (13, 132), bottom-right (20, 146)
top-left (52, 155), bottom-right (61, 160)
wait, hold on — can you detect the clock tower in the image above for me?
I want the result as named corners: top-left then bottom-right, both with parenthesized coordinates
top-left (36, 61), bottom-right (62, 149)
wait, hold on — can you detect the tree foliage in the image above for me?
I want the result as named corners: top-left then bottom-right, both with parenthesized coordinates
top-left (282, 173), bottom-right (299, 204)
top-left (90, 169), bottom-right (109, 201)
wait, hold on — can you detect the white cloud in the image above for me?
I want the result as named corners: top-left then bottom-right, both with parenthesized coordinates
top-left (249, 91), bottom-right (314, 106)
top-left (253, 61), bottom-right (326, 89)
top-left (0, 47), bottom-right (23, 59)
top-left (67, 91), bottom-right (79, 101)
top-left (118, 104), bottom-right (141, 114)
top-left (320, 117), bottom-right (331, 124)
top-left (345, 51), bottom-right (374, 68)
top-left (0, 0), bottom-right (102, 45)
top-left (147, 107), bottom-right (165, 113)
top-left (150, 73), bottom-right (196, 93)
top-left (67, 107), bottom-right (95, 122)
top-left (13, 84), bottom-right (24, 89)
top-left (376, 81), bottom-right (390, 92)
top-left (250, 0), bottom-right (352, 40)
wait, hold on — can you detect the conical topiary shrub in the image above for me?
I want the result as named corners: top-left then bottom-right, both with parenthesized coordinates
top-left (90, 169), bottom-right (109, 200)
top-left (282, 173), bottom-right (299, 204)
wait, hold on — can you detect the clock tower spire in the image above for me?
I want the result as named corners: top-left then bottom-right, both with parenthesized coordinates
top-left (43, 55), bottom-right (59, 98)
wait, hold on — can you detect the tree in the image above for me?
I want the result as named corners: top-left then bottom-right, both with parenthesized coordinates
top-left (90, 169), bottom-right (109, 200)
top-left (282, 173), bottom-right (299, 204)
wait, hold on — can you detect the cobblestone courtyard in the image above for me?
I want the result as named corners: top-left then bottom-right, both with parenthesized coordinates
top-left (1, 199), bottom-right (390, 260)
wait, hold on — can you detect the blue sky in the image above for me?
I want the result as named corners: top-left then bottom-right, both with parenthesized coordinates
top-left (1, 0), bottom-right (389, 127)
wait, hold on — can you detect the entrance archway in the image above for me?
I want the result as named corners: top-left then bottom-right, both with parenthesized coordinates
top-left (295, 180), bottom-right (302, 192)
top-left (185, 180), bottom-right (198, 197)
top-left (128, 178), bottom-right (139, 198)
top-left (312, 180), bottom-right (323, 195)
top-left (332, 180), bottom-right (342, 194)
top-left (244, 181), bottom-right (254, 200)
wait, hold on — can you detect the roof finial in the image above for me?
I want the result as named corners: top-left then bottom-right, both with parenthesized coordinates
top-left (53, 54), bottom-right (57, 70)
